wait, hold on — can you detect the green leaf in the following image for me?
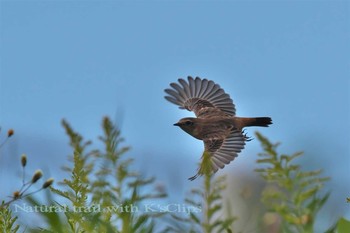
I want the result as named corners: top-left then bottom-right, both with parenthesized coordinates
top-left (189, 212), bottom-right (201, 224)
top-left (257, 158), bottom-right (275, 164)
top-left (307, 192), bottom-right (330, 215)
top-left (254, 168), bottom-right (267, 173)
top-left (208, 204), bottom-right (222, 220)
top-left (337, 218), bottom-right (350, 233)
top-left (296, 186), bottom-right (320, 206)
top-left (297, 169), bottom-right (323, 179)
top-left (132, 214), bottom-right (148, 231)
top-left (286, 151), bottom-right (303, 162)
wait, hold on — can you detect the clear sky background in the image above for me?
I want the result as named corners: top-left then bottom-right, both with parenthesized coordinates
top-left (1, 0), bottom-right (349, 231)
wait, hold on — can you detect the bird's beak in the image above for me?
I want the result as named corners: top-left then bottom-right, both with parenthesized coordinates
top-left (173, 123), bottom-right (180, 126)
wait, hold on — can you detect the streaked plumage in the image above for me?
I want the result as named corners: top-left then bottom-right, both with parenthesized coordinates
top-left (165, 76), bottom-right (272, 180)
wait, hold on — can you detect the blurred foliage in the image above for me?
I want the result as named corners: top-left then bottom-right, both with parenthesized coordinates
top-left (1, 122), bottom-right (348, 233)
top-left (255, 132), bottom-right (330, 233)
top-left (0, 129), bottom-right (52, 233)
top-left (164, 151), bottom-right (236, 233)
top-left (27, 117), bottom-right (167, 232)
top-left (325, 217), bottom-right (350, 233)
top-left (337, 218), bottom-right (350, 233)
top-left (0, 201), bottom-right (19, 233)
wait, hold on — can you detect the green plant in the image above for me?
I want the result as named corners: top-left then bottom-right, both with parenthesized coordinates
top-left (255, 132), bottom-right (330, 233)
top-left (0, 201), bottom-right (19, 233)
top-left (2, 120), bottom-right (344, 233)
top-left (28, 117), bottom-right (167, 232)
top-left (0, 129), bottom-right (53, 232)
top-left (165, 151), bottom-right (236, 233)
top-left (336, 218), bottom-right (350, 233)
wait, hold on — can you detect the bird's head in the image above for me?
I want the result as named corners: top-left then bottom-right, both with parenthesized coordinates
top-left (174, 117), bottom-right (199, 138)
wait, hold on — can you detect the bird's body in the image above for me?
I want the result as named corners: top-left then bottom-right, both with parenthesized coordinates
top-left (164, 76), bottom-right (272, 180)
top-left (175, 117), bottom-right (233, 140)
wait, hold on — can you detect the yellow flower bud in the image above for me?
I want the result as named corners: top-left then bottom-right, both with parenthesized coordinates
top-left (21, 154), bottom-right (27, 167)
top-left (7, 129), bottom-right (14, 137)
top-left (31, 170), bottom-right (43, 183)
top-left (42, 178), bottom-right (54, 189)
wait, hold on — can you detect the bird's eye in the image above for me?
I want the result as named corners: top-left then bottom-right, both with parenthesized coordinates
top-left (185, 120), bottom-right (193, 126)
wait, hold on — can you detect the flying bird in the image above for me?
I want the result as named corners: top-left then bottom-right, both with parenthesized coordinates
top-left (164, 76), bottom-right (272, 180)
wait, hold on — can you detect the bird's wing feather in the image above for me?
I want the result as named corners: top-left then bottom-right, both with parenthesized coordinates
top-left (164, 76), bottom-right (236, 116)
top-left (188, 130), bottom-right (245, 180)
top-left (205, 130), bottom-right (245, 173)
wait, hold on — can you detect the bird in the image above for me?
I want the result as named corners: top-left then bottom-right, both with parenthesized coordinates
top-left (164, 76), bottom-right (272, 180)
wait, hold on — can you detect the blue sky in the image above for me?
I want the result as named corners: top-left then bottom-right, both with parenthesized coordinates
top-left (1, 0), bottom-right (349, 230)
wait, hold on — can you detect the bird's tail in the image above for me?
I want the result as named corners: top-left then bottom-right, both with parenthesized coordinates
top-left (235, 117), bottom-right (272, 129)
top-left (249, 117), bottom-right (272, 127)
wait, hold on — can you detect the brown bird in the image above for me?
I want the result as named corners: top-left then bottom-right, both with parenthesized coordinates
top-left (164, 76), bottom-right (272, 180)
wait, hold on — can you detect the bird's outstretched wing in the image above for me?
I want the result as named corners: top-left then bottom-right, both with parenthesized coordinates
top-left (164, 76), bottom-right (236, 117)
top-left (189, 130), bottom-right (245, 180)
